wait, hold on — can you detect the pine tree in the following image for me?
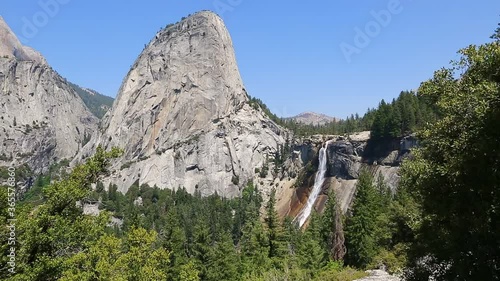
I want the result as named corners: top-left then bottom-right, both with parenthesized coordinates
top-left (95, 181), bottom-right (105, 193)
top-left (320, 190), bottom-right (346, 262)
top-left (297, 212), bottom-right (326, 274)
top-left (240, 218), bottom-right (270, 275)
top-left (491, 22), bottom-right (500, 40)
top-left (399, 91), bottom-right (418, 133)
top-left (389, 100), bottom-right (402, 137)
top-left (265, 188), bottom-right (286, 265)
top-left (282, 216), bottom-right (301, 263)
top-left (345, 170), bottom-right (379, 268)
top-left (372, 173), bottom-right (394, 252)
top-left (163, 209), bottom-right (188, 281)
top-left (108, 183), bottom-right (118, 201)
top-left (205, 233), bottom-right (239, 281)
top-left (232, 182), bottom-right (262, 244)
top-left (371, 100), bottom-right (388, 139)
top-left (192, 223), bottom-right (212, 280)
top-left (238, 185), bottom-right (268, 275)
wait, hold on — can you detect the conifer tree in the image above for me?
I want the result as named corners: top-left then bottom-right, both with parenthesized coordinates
top-left (345, 170), bottom-right (379, 268)
top-left (163, 209), bottom-right (188, 281)
top-left (320, 190), bottom-right (346, 262)
top-left (297, 212), bottom-right (326, 275)
top-left (240, 218), bottom-right (270, 275)
top-left (205, 233), bottom-right (239, 281)
top-left (265, 188), bottom-right (286, 265)
top-left (240, 188), bottom-right (270, 274)
top-left (192, 223), bottom-right (211, 280)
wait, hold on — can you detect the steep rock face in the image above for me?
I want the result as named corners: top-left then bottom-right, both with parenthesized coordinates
top-left (292, 139), bottom-right (316, 167)
top-left (327, 140), bottom-right (363, 180)
top-left (79, 11), bottom-right (291, 197)
top-left (0, 18), bottom-right (98, 173)
top-left (286, 132), bottom-right (417, 217)
top-left (0, 16), bottom-right (46, 64)
top-left (326, 133), bottom-right (404, 212)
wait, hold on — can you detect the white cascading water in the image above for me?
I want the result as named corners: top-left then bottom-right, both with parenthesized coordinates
top-left (296, 140), bottom-right (331, 227)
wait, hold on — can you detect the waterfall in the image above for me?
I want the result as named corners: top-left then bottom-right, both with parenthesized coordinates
top-left (296, 140), bottom-right (331, 227)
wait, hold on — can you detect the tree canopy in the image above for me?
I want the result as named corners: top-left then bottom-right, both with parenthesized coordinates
top-left (400, 36), bottom-right (500, 280)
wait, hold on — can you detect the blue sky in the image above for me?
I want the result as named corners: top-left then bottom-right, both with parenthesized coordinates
top-left (2, 0), bottom-right (500, 118)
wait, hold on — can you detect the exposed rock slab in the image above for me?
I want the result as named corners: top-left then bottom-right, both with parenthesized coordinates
top-left (354, 270), bottom-right (400, 281)
top-left (0, 16), bottom-right (46, 64)
top-left (0, 19), bottom-right (98, 175)
top-left (77, 11), bottom-right (292, 197)
top-left (288, 132), bottom-right (416, 216)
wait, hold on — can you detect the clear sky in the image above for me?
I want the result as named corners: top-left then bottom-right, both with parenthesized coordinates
top-left (2, 0), bottom-right (500, 118)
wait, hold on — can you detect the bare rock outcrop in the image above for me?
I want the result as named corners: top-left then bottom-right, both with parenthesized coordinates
top-left (0, 16), bottom-right (47, 64)
top-left (78, 11), bottom-right (292, 197)
top-left (287, 132), bottom-right (417, 216)
top-left (0, 17), bottom-right (98, 173)
top-left (327, 132), bottom-right (412, 212)
top-left (354, 270), bottom-right (400, 281)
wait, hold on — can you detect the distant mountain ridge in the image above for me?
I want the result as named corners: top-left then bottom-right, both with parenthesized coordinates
top-left (285, 112), bottom-right (337, 126)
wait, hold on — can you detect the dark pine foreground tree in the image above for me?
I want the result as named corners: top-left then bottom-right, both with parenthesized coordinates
top-left (345, 170), bottom-right (380, 268)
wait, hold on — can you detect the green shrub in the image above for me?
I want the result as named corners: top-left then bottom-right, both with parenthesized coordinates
top-left (369, 245), bottom-right (407, 274)
top-left (120, 161), bottom-right (133, 170)
top-left (313, 262), bottom-right (367, 281)
top-left (232, 175), bottom-right (240, 185)
top-left (0, 153), bottom-right (12, 161)
top-left (259, 164), bottom-right (268, 178)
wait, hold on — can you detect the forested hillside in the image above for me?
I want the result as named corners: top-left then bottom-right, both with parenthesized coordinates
top-left (1, 147), bottom-right (367, 280)
top-left (250, 91), bottom-right (437, 138)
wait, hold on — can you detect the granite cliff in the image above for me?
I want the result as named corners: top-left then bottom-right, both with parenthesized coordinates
top-left (0, 16), bottom-right (98, 174)
top-left (77, 11), bottom-right (295, 197)
top-left (0, 16), bottom-right (46, 64)
top-left (282, 132), bottom-right (417, 218)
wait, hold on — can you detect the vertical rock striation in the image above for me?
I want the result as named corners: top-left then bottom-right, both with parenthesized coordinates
top-left (79, 11), bottom-right (291, 197)
top-left (0, 17), bottom-right (98, 172)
